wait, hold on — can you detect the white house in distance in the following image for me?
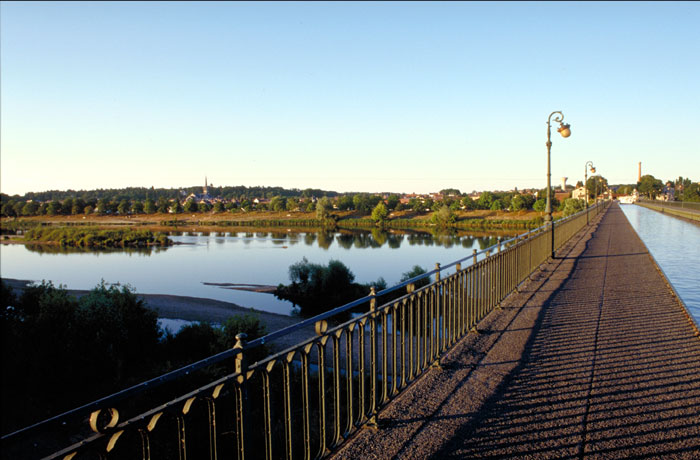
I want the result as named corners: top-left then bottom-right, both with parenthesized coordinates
top-left (571, 186), bottom-right (586, 200)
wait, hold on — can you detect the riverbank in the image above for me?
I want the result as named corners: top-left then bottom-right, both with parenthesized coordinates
top-left (2, 278), bottom-right (313, 349)
top-left (1, 208), bottom-right (552, 232)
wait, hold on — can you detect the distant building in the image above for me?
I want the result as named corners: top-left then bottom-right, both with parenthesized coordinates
top-left (185, 177), bottom-right (216, 204)
top-left (571, 187), bottom-right (586, 200)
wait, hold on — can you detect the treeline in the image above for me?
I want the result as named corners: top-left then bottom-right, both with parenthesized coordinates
top-left (0, 280), bottom-right (269, 436)
top-left (5, 185), bottom-right (339, 204)
top-left (1, 189), bottom-right (562, 218)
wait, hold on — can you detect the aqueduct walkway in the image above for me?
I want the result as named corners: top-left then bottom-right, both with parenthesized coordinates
top-left (332, 203), bottom-right (700, 459)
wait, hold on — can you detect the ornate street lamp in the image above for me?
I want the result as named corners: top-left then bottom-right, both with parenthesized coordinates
top-left (545, 111), bottom-right (571, 258)
top-left (584, 161), bottom-right (595, 224)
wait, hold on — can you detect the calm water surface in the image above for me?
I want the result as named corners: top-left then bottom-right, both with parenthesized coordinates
top-left (620, 204), bottom-right (700, 322)
top-left (1, 229), bottom-right (515, 315)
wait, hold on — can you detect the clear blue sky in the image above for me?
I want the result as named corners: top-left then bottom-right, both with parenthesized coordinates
top-left (2, 1), bottom-right (699, 196)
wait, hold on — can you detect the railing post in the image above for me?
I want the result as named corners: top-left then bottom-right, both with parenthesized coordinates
top-left (473, 249), bottom-right (477, 265)
top-left (234, 333), bottom-right (249, 460)
top-left (433, 263), bottom-right (443, 365)
top-left (366, 287), bottom-right (379, 430)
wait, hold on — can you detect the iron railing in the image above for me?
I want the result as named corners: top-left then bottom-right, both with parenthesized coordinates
top-left (1, 201), bottom-right (609, 460)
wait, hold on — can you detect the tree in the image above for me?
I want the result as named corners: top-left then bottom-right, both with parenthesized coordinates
top-left (198, 202), bottom-right (211, 213)
top-left (170, 200), bottom-right (183, 214)
top-left (212, 201), bottom-right (225, 213)
top-left (637, 174), bottom-right (664, 199)
top-left (430, 206), bottom-right (456, 226)
top-left (353, 194), bottom-right (371, 213)
top-left (156, 198), bottom-right (169, 213)
top-left (62, 198), bottom-right (74, 215)
top-left (461, 196), bottom-right (476, 210)
top-left (316, 197), bottom-right (332, 220)
top-left (400, 265), bottom-right (430, 289)
top-left (510, 194), bottom-right (526, 211)
top-left (270, 196), bottom-right (285, 212)
top-left (490, 200), bottom-right (503, 211)
top-left (144, 199), bottom-right (156, 214)
top-left (117, 199), bottom-right (130, 215)
top-left (96, 198), bottom-right (109, 215)
top-left (274, 258), bottom-right (364, 317)
top-left (371, 202), bottom-right (389, 224)
top-left (46, 200), bottom-right (62, 216)
top-left (561, 198), bottom-right (585, 217)
top-left (285, 197), bottom-right (298, 212)
top-left (337, 195), bottom-right (354, 210)
top-left (183, 199), bottom-right (198, 213)
top-left (439, 188), bottom-right (461, 196)
top-left (72, 198), bottom-right (86, 215)
top-left (586, 176), bottom-right (609, 200)
top-left (21, 201), bottom-right (39, 216)
top-left (476, 192), bottom-right (494, 210)
top-left (680, 182), bottom-right (700, 202)
top-left (386, 195), bottom-right (400, 211)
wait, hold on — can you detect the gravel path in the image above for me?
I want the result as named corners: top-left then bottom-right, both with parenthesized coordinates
top-left (332, 202), bottom-right (700, 459)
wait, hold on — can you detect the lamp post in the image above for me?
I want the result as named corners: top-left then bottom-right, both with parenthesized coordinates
top-left (545, 111), bottom-right (571, 259)
top-left (584, 161), bottom-right (595, 224)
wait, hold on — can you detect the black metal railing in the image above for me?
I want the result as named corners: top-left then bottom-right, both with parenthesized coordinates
top-left (1, 201), bottom-right (609, 460)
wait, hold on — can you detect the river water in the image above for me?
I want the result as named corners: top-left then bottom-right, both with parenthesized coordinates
top-left (620, 204), bottom-right (700, 323)
top-left (0, 228), bottom-right (515, 316)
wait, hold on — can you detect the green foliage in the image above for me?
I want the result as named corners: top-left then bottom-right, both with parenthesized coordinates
top-left (285, 197), bottom-right (298, 212)
top-left (0, 279), bottom-right (273, 435)
top-left (371, 202), bottom-right (389, 224)
top-left (476, 192), bottom-right (494, 210)
top-left (510, 194), bottom-right (526, 211)
top-left (386, 195), bottom-right (400, 210)
top-left (1, 281), bottom-right (161, 432)
top-left (533, 198), bottom-right (546, 212)
top-left (170, 200), bottom-right (183, 214)
top-left (637, 174), bottom-right (664, 199)
top-left (23, 226), bottom-right (172, 248)
top-left (430, 206), bottom-right (456, 226)
top-left (316, 196), bottom-right (332, 220)
top-left (461, 196), bottom-right (476, 210)
top-left (275, 258), bottom-right (367, 318)
top-left (561, 198), bottom-right (585, 217)
top-left (400, 265), bottom-right (430, 289)
top-left (586, 176), bottom-right (609, 200)
top-left (183, 199), bottom-right (197, 213)
top-left (680, 182), bottom-right (700, 202)
top-left (490, 199), bottom-right (504, 211)
top-left (270, 195), bottom-right (286, 212)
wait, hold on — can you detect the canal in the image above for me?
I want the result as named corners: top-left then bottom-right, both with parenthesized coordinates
top-left (620, 204), bottom-right (700, 323)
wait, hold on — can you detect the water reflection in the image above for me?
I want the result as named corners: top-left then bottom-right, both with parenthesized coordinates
top-left (24, 244), bottom-right (165, 256)
top-left (161, 228), bottom-right (519, 251)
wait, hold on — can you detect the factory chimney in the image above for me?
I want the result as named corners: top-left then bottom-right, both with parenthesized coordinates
top-left (638, 162), bottom-right (642, 182)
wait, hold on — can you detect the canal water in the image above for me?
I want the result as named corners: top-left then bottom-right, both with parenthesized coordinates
top-left (0, 228), bottom-right (515, 316)
top-left (620, 204), bottom-right (700, 323)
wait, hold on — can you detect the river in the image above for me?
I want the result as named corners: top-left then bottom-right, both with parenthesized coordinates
top-left (620, 204), bottom-right (700, 323)
top-left (0, 228), bottom-right (516, 316)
